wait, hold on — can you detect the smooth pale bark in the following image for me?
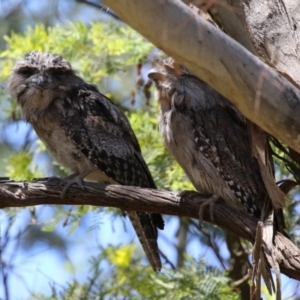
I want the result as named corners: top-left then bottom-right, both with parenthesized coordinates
top-left (102, 0), bottom-right (300, 153)
top-left (1, 178), bottom-right (300, 280)
top-left (195, 0), bottom-right (300, 85)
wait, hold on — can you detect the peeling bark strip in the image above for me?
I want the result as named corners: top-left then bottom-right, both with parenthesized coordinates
top-left (102, 0), bottom-right (300, 153)
top-left (0, 178), bottom-right (300, 280)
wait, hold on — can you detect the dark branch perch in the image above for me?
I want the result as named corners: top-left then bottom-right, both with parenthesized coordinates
top-left (0, 177), bottom-right (300, 280)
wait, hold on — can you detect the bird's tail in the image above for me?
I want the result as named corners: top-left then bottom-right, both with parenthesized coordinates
top-left (127, 211), bottom-right (162, 271)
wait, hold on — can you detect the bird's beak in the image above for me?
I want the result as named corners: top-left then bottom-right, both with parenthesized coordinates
top-left (148, 69), bottom-right (159, 80)
top-left (29, 75), bottom-right (53, 88)
top-left (148, 69), bottom-right (165, 82)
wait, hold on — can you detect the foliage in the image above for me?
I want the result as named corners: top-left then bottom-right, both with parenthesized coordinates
top-left (28, 250), bottom-right (239, 300)
top-left (4, 151), bottom-right (42, 181)
top-left (0, 21), bottom-right (154, 84)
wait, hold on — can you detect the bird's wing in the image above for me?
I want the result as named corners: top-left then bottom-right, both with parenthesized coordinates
top-left (60, 83), bottom-right (164, 271)
top-left (180, 78), bottom-right (267, 217)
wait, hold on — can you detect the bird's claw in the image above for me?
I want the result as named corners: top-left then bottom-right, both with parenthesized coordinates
top-left (178, 190), bottom-right (218, 225)
top-left (60, 173), bottom-right (86, 198)
top-left (197, 194), bottom-right (219, 225)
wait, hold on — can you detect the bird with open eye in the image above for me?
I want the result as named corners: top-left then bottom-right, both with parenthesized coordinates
top-left (8, 51), bottom-right (164, 271)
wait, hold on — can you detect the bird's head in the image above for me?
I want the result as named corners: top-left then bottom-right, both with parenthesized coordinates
top-left (148, 57), bottom-right (188, 110)
top-left (7, 51), bottom-right (83, 122)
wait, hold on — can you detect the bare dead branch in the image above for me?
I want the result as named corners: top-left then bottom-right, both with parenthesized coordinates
top-left (102, 0), bottom-right (300, 154)
top-left (76, 0), bottom-right (121, 21)
top-left (0, 177), bottom-right (299, 280)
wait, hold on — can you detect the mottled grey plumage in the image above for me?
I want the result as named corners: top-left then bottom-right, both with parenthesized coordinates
top-left (149, 58), bottom-right (268, 218)
top-left (8, 51), bottom-right (164, 271)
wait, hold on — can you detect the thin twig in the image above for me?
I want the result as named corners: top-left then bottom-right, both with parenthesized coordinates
top-left (77, 0), bottom-right (121, 21)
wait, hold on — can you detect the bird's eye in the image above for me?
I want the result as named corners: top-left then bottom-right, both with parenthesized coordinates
top-left (18, 67), bottom-right (35, 77)
top-left (53, 69), bottom-right (66, 76)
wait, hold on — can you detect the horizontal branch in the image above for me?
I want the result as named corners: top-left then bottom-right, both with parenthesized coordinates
top-left (102, 0), bottom-right (300, 153)
top-left (0, 177), bottom-right (300, 280)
